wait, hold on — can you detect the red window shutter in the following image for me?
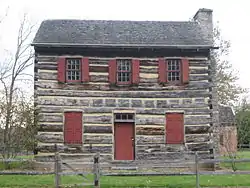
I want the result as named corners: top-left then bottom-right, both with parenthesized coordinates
top-left (181, 58), bottom-right (189, 84)
top-left (132, 59), bottom-right (140, 84)
top-left (166, 113), bottom-right (184, 144)
top-left (109, 59), bottom-right (117, 84)
top-left (158, 58), bottom-right (167, 83)
top-left (81, 57), bottom-right (89, 82)
top-left (57, 57), bottom-right (66, 83)
top-left (64, 112), bottom-right (83, 144)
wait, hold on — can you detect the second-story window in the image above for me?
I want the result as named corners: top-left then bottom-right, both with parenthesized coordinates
top-left (66, 58), bottom-right (81, 82)
top-left (167, 59), bottom-right (181, 83)
top-left (117, 59), bottom-right (132, 84)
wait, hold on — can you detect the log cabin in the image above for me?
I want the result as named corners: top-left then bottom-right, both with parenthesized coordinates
top-left (32, 8), bottom-right (219, 162)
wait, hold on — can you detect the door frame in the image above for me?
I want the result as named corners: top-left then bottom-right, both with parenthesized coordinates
top-left (112, 109), bottom-right (136, 161)
top-left (63, 109), bottom-right (84, 147)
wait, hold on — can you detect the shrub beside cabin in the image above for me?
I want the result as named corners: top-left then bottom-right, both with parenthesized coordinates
top-left (32, 8), bottom-right (219, 161)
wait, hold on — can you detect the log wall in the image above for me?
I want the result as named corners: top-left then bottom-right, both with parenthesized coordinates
top-left (35, 55), bottom-right (214, 160)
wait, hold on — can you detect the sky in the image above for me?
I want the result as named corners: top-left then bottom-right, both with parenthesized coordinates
top-left (0, 0), bottom-right (249, 99)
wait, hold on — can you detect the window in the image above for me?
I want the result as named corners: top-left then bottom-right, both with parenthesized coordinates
top-left (57, 57), bottom-right (89, 83)
top-left (114, 113), bottom-right (135, 122)
top-left (117, 59), bottom-right (132, 84)
top-left (158, 58), bottom-right (189, 84)
top-left (167, 59), bottom-right (181, 82)
top-left (66, 58), bottom-right (81, 81)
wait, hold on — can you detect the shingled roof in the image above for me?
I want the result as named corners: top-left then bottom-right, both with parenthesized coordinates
top-left (32, 19), bottom-right (212, 48)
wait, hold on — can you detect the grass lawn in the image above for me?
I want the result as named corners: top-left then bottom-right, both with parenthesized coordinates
top-left (220, 150), bottom-right (250, 171)
top-left (0, 174), bottom-right (250, 188)
top-left (0, 151), bottom-right (250, 187)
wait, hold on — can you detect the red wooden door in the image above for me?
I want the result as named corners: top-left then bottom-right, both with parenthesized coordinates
top-left (114, 123), bottom-right (135, 160)
top-left (166, 113), bottom-right (184, 144)
top-left (64, 112), bottom-right (83, 144)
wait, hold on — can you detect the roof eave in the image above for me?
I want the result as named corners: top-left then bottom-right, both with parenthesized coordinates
top-left (31, 42), bottom-right (218, 49)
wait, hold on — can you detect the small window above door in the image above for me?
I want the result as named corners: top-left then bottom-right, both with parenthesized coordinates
top-left (114, 113), bottom-right (135, 122)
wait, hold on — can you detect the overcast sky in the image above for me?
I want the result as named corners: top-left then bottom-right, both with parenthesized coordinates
top-left (0, 0), bottom-right (249, 99)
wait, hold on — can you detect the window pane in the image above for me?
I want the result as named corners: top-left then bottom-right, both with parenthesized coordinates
top-left (68, 63), bottom-right (71, 69)
top-left (76, 63), bottom-right (80, 69)
top-left (117, 60), bottom-right (131, 83)
top-left (76, 71), bottom-right (80, 80)
top-left (67, 71), bottom-right (71, 80)
top-left (167, 60), bottom-right (181, 82)
top-left (66, 59), bottom-right (81, 80)
top-left (115, 114), bottom-right (121, 120)
top-left (128, 114), bottom-right (133, 120)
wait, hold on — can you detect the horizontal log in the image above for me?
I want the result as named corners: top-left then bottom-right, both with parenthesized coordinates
top-left (189, 75), bottom-right (210, 81)
top-left (136, 116), bottom-right (164, 125)
top-left (186, 143), bottom-right (212, 151)
top-left (37, 61), bottom-right (57, 65)
top-left (140, 77), bottom-right (158, 83)
top-left (90, 75), bottom-right (108, 82)
top-left (185, 125), bottom-right (211, 134)
top-left (37, 143), bottom-right (112, 153)
top-left (36, 64), bottom-right (57, 70)
top-left (185, 116), bottom-right (212, 125)
top-left (136, 127), bottom-right (164, 135)
top-left (140, 60), bottom-right (158, 66)
top-left (140, 67), bottom-right (157, 74)
top-left (38, 123), bottom-right (63, 132)
top-left (38, 114), bottom-right (211, 126)
top-left (83, 115), bottom-right (112, 124)
top-left (84, 134), bottom-right (112, 144)
top-left (35, 81), bottom-right (110, 90)
top-left (137, 81), bottom-right (212, 90)
top-left (37, 89), bottom-right (211, 98)
top-left (89, 59), bottom-right (108, 65)
top-left (36, 132), bottom-right (63, 143)
top-left (37, 97), bottom-right (90, 106)
top-left (40, 114), bottom-right (62, 122)
top-left (136, 135), bottom-right (164, 144)
top-left (136, 152), bottom-right (187, 160)
top-left (36, 71), bottom-right (57, 80)
top-left (37, 56), bottom-right (57, 62)
top-left (37, 106), bottom-right (211, 115)
top-left (84, 125), bottom-right (112, 134)
top-left (136, 144), bottom-right (186, 153)
top-left (36, 80), bottom-right (212, 91)
top-left (189, 61), bottom-right (208, 67)
top-left (185, 134), bottom-right (210, 143)
top-left (89, 66), bottom-right (108, 72)
top-left (190, 68), bottom-right (209, 74)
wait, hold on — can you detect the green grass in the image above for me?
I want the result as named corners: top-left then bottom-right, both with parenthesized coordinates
top-left (0, 155), bottom-right (35, 170)
top-left (220, 150), bottom-right (250, 171)
top-left (0, 174), bottom-right (250, 188)
top-left (1, 151), bottom-right (250, 187)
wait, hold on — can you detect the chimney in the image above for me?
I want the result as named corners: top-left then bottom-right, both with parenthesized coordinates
top-left (193, 8), bottom-right (213, 45)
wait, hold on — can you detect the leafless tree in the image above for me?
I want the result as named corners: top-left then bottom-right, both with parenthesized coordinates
top-left (0, 13), bottom-right (35, 159)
